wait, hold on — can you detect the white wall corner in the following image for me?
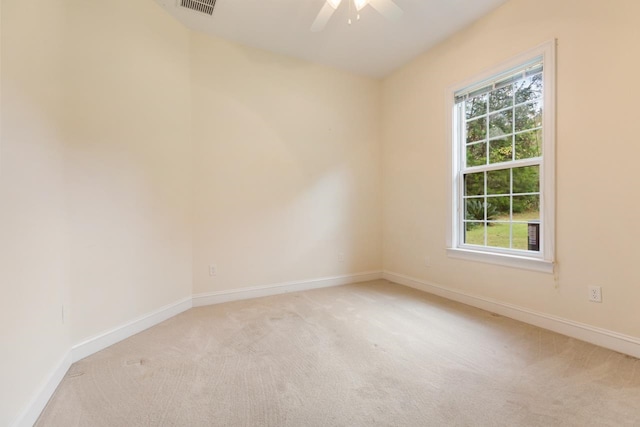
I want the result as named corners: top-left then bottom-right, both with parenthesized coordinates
top-left (192, 271), bottom-right (384, 307)
top-left (71, 296), bottom-right (193, 363)
top-left (14, 295), bottom-right (192, 426)
top-left (11, 352), bottom-right (72, 427)
top-left (383, 271), bottom-right (640, 360)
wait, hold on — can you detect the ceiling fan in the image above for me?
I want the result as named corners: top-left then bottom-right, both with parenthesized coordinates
top-left (311, 0), bottom-right (403, 32)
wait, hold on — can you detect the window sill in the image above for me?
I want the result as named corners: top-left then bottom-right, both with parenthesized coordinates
top-left (446, 248), bottom-right (554, 274)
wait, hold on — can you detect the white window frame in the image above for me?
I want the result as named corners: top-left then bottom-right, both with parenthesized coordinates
top-left (446, 40), bottom-right (556, 273)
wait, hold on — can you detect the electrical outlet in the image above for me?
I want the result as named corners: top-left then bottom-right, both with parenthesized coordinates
top-left (338, 252), bottom-right (345, 262)
top-left (209, 264), bottom-right (217, 277)
top-left (589, 286), bottom-right (602, 303)
top-left (424, 256), bottom-right (431, 267)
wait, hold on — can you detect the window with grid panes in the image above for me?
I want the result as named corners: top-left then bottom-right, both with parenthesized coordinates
top-left (449, 44), bottom-right (555, 271)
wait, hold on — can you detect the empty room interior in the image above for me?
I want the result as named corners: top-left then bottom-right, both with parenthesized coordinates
top-left (2, 0), bottom-right (640, 425)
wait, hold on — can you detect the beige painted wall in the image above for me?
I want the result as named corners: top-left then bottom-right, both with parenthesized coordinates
top-left (0, 1), bottom-right (71, 425)
top-left (2, 0), bottom-right (194, 423)
top-left (64, 0), bottom-right (193, 344)
top-left (382, 0), bottom-right (640, 338)
top-left (190, 33), bottom-right (382, 294)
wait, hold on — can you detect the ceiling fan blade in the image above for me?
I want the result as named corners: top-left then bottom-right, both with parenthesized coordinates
top-left (368, 0), bottom-right (403, 21)
top-left (311, 2), bottom-right (339, 32)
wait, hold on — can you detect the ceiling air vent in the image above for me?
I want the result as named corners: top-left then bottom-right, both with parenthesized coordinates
top-left (180, 0), bottom-right (217, 16)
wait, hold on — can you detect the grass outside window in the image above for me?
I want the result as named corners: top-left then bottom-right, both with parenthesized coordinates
top-left (464, 211), bottom-right (539, 250)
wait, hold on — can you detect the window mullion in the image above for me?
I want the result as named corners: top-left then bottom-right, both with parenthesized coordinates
top-left (463, 157), bottom-right (540, 174)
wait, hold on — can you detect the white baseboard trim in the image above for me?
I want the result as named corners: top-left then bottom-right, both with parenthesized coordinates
top-left (14, 271), bottom-right (381, 426)
top-left (193, 271), bottom-right (384, 307)
top-left (12, 351), bottom-right (72, 427)
top-left (72, 296), bottom-right (193, 363)
top-left (383, 271), bottom-right (640, 359)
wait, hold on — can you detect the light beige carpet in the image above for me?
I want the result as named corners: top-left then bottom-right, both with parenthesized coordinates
top-left (37, 280), bottom-right (640, 426)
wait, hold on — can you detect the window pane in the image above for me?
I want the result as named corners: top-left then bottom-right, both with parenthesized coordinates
top-left (487, 169), bottom-right (510, 195)
top-left (466, 94), bottom-right (487, 119)
top-left (465, 198), bottom-right (485, 220)
top-left (489, 85), bottom-right (513, 112)
top-left (466, 117), bottom-right (486, 143)
top-left (464, 172), bottom-right (484, 196)
top-left (513, 165), bottom-right (539, 193)
top-left (514, 101), bottom-right (542, 132)
top-left (515, 73), bottom-right (543, 104)
top-left (487, 222), bottom-right (510, 249)
top-left (512, 223), bottom-right (529, 250)
top-left (488, 196), bottom-right (510, 218)
top-left (489, 138), bottom-right (512, 163)
top-left (466, 143), bottom-right (486, 167)
top-left (464, 222), bottom-right (485, 245)
top-left (512, 195), bottom-right (540, 216)
top-left (515, 129), bottom-right (542, 160)
top-left (488, 110), bottom-right (513, 138)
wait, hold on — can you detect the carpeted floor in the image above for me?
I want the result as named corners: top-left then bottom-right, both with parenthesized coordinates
top-left (37, 280), bottom-right (640, 426)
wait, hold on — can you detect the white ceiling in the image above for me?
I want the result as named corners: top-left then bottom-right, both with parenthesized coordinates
top-left (154, 0), bottom-right (509, 78)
